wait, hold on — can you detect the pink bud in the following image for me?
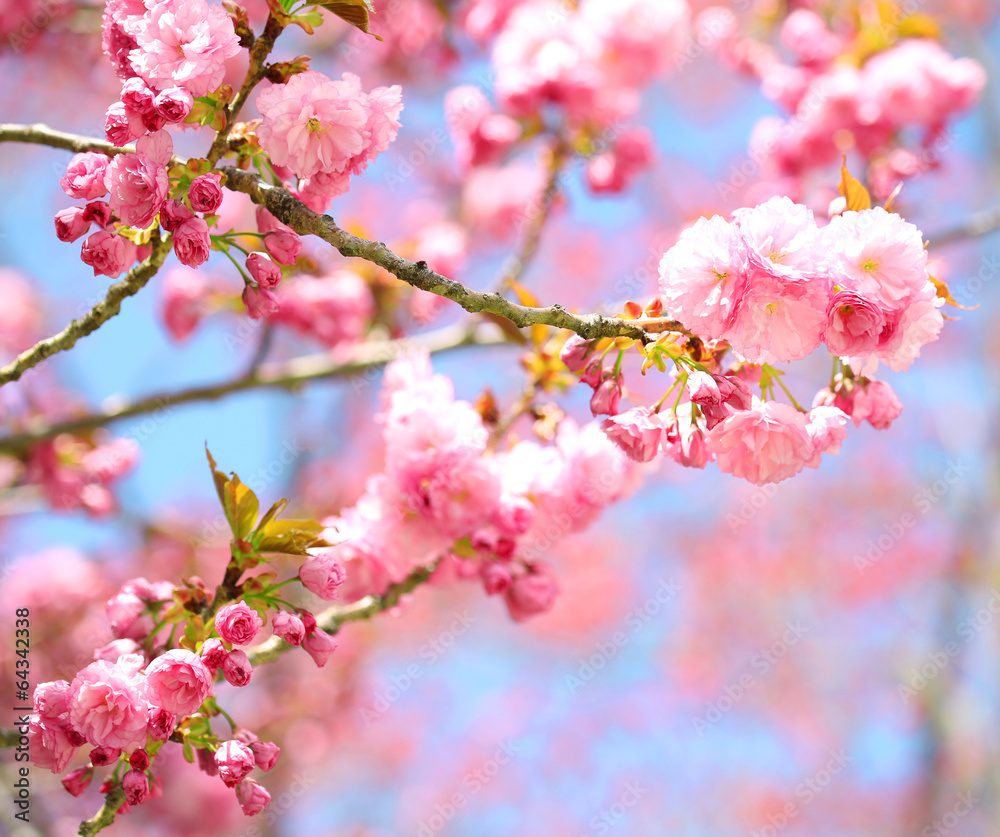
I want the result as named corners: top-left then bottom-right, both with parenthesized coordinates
top-left (580, 359), bottom-right (603, 388)
top-left (122, 769), bottom-right (149, 806)
top-left (298, 610), bottom-right (317, 634)
top-left (104, 101), bottom-right (144, 146)
top-left (302, 628), bottom-right (338, 668)
top-left (215, 740), bottom-right (256, 787)
top-left (129, 749), bottom-right (150, 771)
top-left (61, 767), bottom-right (93, 797)
top-left (200, 637), bottom-right (228, 672)
top-left (83, 200), bottom-right (114, 229)
top-left (480, 561), bottom-right (512, 596)
top-left (154, 87), bottom-right (194, 123)
top-left (271, 611), bottom-right (305, 646)
top-left (249, 740), bottom-right (280, 772)
top-left (90, 745), bottom-right (121, 766)
top-left (197, 746), bottom-right (219, 776)
top-left (504, 563), bottom-right (559, 622)
top-left (159, 199), bottom-right (194, 233)
top-left (246, 252), bottom-right (282, 289)
top-left (242, 285), bottom-right (279, 320)
top-left (55, 207), bottom-right (91, 242)
top-left (81, 230), bottom-right (127, 279)
top-left (601, 407), bottom-right (665, 463)
top-left (61, 153), bottom-right (109, 200)
top-left (172, 217), bottom-right (211, 268)
top-left (559, 334), bottom-right (592, 373)
top-left (146, 707), bottom-right (176, 741)
top-left (188, 172), bottom-right (224, 214)
top-left (121, 78), bottom-right (155, 115)
top-left (264, 229), bottom-right (301, 265)
top-left (223, 650), bottom-right (252, 687)
top-left (216, 601), bottom-right (264, 647)
top-left (589, 376), bottom-right (622, 417)
top-left (235, 778), bottom-right (271, 816)
top-left (298, 554), bottom-right (347, 601)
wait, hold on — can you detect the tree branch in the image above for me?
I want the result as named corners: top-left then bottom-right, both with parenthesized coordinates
top-left (0, 324), bottom-right (505, 454)
top-left (0, 122), bottom-right (127, 157)
top-left (0, 236), bottom-right (173, 387)
top-left (219, 166), bottom-right (686, 343)
top-left (930, 205), bottom-right (1000, 247)
top-left (247, 561), bottom-right (438, 666)
top-left (78, 786), bottom-right (125, 837)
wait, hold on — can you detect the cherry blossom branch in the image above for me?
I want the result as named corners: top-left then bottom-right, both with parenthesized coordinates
top-left (931, 204), bottom-right (1000, 247)
top-left (0, 323), bottom-right (505, 453)
top-left (219, 166), bottom-right (686, 342)
top-left (0, 122), bottom-right (126, 156)
top-left (78, 786), bottom-right (125, 837)
top-left (0, 235), bottom-right (173, 387)
top-left (206, 12), bottom-right (284, 166)
top-left (247, 561), bottom-right (438, 666)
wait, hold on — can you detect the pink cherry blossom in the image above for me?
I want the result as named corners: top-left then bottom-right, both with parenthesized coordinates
top-left (105, 148), bottom-right (169, 229)
top-left (248, 739), bottom-right (280, 772)
top-left (145, 649), bottom-right (213, 715)
top-left (159, 199), bottom-right (194, 233)
top-left (272, 611), bottom-right (306, 646)
top-left (147, 707), bottom-right (176, 741)
top-left (223, 649), bottom-right (252, 686)
top-left (215, 740), bottom-right (256, 787)
top-left (62, 767), bottom-right (93, 797)
top-left (61, 153), bottom-right (109, 200)
top-left (659, 214), bottom-right (748, 339)
top-left (55, 207), bottom-right (91, 243)
top-left (824, 289), bottom-right (886, 357)
top-left (81, 230), bottom-right (128, 279)
top-left (601, 407), bottom-right (665, 462)
top-left (123, 768), bottom-right (149, 806)
top-left (188, 172), bottom-right (224, 213)
top-left (804, 405), bottom-right (849, 468)
top-left (302, 628), bottom-right (338, 668)
top-left (68, 660), bottom-right (149, 752)
top-left (504, 563), bottom-right (559, 622)
top-left (445, 84), bottom-right (521, 170)
top-left (706, 398), bottom-right (814, 485)
top-left (128, 0), bottom-right (241, 97)
top-left (586, 127), bottom-right (654, 194)
top-left (848, 379), bottom-right (904, 430)
top-left (215, 602), bottom-right (264, 647)
top-left (242, 285), bottom-right (280, 320)
top-left (200, 637), bottom-right (228, 672)
top-left (299, 554), bottom-right (347, 601)
top-left (481, 561), bottom-right (513, 595)
top-left (161, 266), bottom-right (207, 342)
top-left (172, 217), bottom-right (211, 268)
top-left (235, 778), bottom-right (271, 816)
top-left (153, 86), bottom-right (194, 122)
top-left (28, 715), bottom-right (80, 773)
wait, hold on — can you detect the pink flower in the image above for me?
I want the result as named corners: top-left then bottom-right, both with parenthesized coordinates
top-left (128, 0), bottom-right (240, 97)
top-left (271, 611), bottom-right (305, 646)
top-left (106, 590), bottom-right (150, 639)
top-left (81, 230), bottom-right (128, 279)
top-left (90, 745), bottom-right (121, 766)
top-left (264, 230), bottom-right (302, 266)
top-left (215, 602), bottom-right (264, 647)
top-left (824, 289), bottom-right (886, 356)
top-left (302, 628), bottom-right (338, 668)
top-left (248, 739), bottom-right (280, 772)
top-left (172, 217), bottom-right (211, 267)
top-left (732, 197), bottom-right (825, 283)
top-left (33, 680), bottom-right (71, 722)
top-left (559, 334), bottom-right (592, 373)
top-left (154, 86), bottom-right (194, 122)
top-left (200, 637), bottom-right (228, 672)
top-left (62, 767), bottom-right (93, 797)
top-left (215, 740), bottom-right (256, 787)
top-left (659, 214), bottom-right (748, 339)
top-left (242, 285), bottom-right (279, 320)
top-left (159, 198), bottom-right (194, 233)
top-left (663, 406), bottom-right (710, 469)
top-left (145, 649), bottom-right (213, 715)
top-left (146, 707), bottom-right (176, 741)
top-left (247, 252), bottom-right (282, 289)
top-left (804, 405), bottom-right (849, 468)
top-left (223, 650), bottom-right (252, 686)
top-left (481, 561), bottom-right (512, 596)
top-left (83, 200), bottom-right (114, 229)
top-left (299, 554), bottom-right (347, 601)
top-left (61, 153), bottom-right (110, 200)
top-left (94, 639), bottom-right (142, 664)
top-left (161, 266), bottom-right (207, 341)
top-left (68, 660), bottom-right (149, 752)
top-left (105, 148), bottom-right (169, 229)
top-left (504, 563), bottom-right (559, 622)
top-left (850, 379), bottom-right (904, 429)
top-left (255, 71), bottom-right (369, 179)
top-left (105, 101), bottom-right (145, 146)
top-left (270, 270), bottom-right (374, 346)
top-left (445, 84), bottom-right (521, 169)
top-left (28, 715), bottom-right (80, 773)
top-left (601, 407), bottom-right (665, 462)
top-left (188, 172), bottom-right (223, 214)
top-left (590, 376), bottom-right (622, 416)
top-left (102, 0), bottom-right (143, 80)
top-left (55, 208), bottom-right (92, 242)
top-left (687, 371), bottom-right (754, 430)
top-left (706, 398), bottom-right (814, 485)
top-left (122, 768), bottom-right (149, 806)
top-left (585, 127), bottom-right (654, 194)
top-left (235, 778), bottom-right (271, 816)
top-left (121, 76), bottom-right (155, 114)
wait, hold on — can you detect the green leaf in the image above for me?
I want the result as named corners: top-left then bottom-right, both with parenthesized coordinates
top-left (313, 0), bottom-right (383, 39)
top-left (256, 518), bottom-right (332, 556)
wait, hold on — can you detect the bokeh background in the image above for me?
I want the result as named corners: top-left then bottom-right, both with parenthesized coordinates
top-left (2, 1), bottom-right (1000, 835)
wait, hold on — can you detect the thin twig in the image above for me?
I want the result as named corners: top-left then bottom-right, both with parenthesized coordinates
top-left (0, 324), bottom-right (505, 454)
top-left (247, 561), bottom-right (438, 666)
top-left (930, 205), bottom-right (1000, 247)
top-left (0, 236), bottom-right (172, 387)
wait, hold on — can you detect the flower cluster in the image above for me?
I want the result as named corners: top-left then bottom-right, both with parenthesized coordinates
top-left (321, 351), bottom-right (636, 620)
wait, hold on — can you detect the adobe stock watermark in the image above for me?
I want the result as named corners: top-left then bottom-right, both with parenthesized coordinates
top-left (922, 791), bottom-right (979, 837)
top-left (579, 781), bottom-right (648, 835)
top-left (750, 750), bottom-right (851, 837)
top-left (692, 620), bottom-right (809, 735)
top-left (359, 610), bottom-right (476, 723)
top-left (898, 591), bottom-right (1000, 705)
top-left (726, 482), bottom-right (780, 531)
top-left (225, 772), bottom-right (318, 837)
top-left (565, 578), bottom-right (680, 694)
top-left (854, 459), bottom-right (969, 572)
top-left (404, 739), bottom-right (521, 837)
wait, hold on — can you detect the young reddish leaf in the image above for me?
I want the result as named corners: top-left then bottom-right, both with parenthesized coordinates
top-left (314, 0), bottom-right (383, 40)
